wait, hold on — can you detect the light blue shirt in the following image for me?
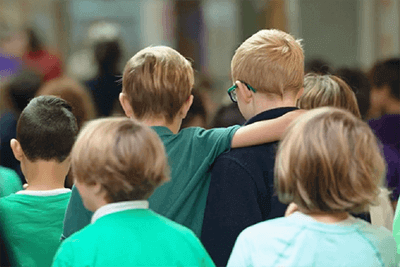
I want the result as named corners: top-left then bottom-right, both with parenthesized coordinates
top-left (228, 212), bottom-right (398, 267)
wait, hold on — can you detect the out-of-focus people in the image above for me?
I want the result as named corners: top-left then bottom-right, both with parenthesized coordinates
top-left (181, 90), bottom-right (207, 129)
top-left (0, 69), bottom-right (42, 183)
top-left (368, 58), bottom-right (400, 153)
top-left (211, 103), bottom-right (245, 128)
top-left (305, 58), bottom-right (332, 75)
top-left (335, 67), bottom-right (371, 120)
top-left (336, 67), bottom-right (400, 208)
top-left (37, 76), bottom-right (96, 131)
top-left (22, 28), bottom-right (63, 82)
top-left (85, 40), bottom-right (123, 117)
top-left (0, 166), bottom-right (22, 198)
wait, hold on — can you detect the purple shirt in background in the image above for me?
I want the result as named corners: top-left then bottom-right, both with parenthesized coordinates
top-left (369, 114), bottom-right (400, 153)
top-left (0, 52), bottom-right (22, 81)
top-left (369, 114), bottom-right (400, 201)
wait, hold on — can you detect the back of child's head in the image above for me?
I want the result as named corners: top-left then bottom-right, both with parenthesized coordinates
top-left (370, 57), bottom-right (400, 100)
top-left (71, 117), bottom-right (170, 203)
top-left (36, 77), bottom-right (96, 130)
top-left (298, 73), bottom-right (361, 118)
top-left (17, 95), bottom-right (78, 162)
top-left (122, 46), bottom-right (194, 124)
top-left (231, 29), bottom-right (304, 98)
top-left (275, 107), bottom-right (385, 213)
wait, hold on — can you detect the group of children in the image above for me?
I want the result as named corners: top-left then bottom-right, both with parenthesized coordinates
top-left (0, 29), bottom-right (398, 266)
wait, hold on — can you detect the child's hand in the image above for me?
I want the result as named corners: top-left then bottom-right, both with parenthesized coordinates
top-left (285, 203), bottom-right (298, 217)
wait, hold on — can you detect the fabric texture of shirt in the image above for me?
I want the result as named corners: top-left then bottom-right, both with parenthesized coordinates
top-left (61, 125), bottom-right (240, 240)
top-left (53, 201), bottom-right (215, 267)
top-left (0, 189), bottom-right (71, 267)
top-left (392, 202), bottom-right (400, 254)
top-left (201, 107), bottom-right (296, 266)
top-left (228, 212), bottom-right (398, 267)
top-left (0, 166), bottom-right (22, 198)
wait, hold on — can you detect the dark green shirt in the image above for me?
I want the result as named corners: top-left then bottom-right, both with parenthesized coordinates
top-left (62, 126), bottom-right (239, 239)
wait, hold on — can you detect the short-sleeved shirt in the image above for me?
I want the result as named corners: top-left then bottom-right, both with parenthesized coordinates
top-left (0, 189), bottom-right (71, 267)
top-left (392, 202), bottom-right (400, 253)
top-left (53, 201), bottom-right (215, 267)
top-left (61, 125), bottom-right (240, 239)
top-left (0, 166), bottom-right (22, 198)
top-left (228, 212), bottom-right (398, 267)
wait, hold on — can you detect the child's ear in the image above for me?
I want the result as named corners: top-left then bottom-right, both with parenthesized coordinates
top-left (180, 94), bottom-right (194, 119)
top-left (10, 139), bottom-right (24, 162)
top-left (119, 93), bottom-right (134, 118)
top-left (236, 81), bottom-right (253, 103)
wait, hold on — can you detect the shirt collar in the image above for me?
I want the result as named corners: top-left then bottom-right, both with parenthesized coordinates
top-left (245, 107), bottom-right (299, 125)
top-left (151, 126), bottom-right (173, 136)
top-left (16, 188), bottom-right (71, 196)
top-left (91, 200), bottom-right (149, 223)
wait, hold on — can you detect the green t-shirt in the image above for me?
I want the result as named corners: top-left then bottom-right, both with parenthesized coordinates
top-left (0, 166), bottom-right (22, 198)
top-left (53, 207), bottom-right (215, 267)
top-left (62, 126), bottom-right (239, 239)
top-left (0, 190), bottom-right (71, 267)
top-left (393, 202), bottom-right (400, 253)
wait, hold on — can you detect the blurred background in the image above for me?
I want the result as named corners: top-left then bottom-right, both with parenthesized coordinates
top-left (1, 0), bottom-right (399, 104)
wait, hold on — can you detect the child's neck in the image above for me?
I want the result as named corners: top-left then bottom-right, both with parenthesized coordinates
top-left (23, 160), bottom-right (68, 191)
top-left (302, 210), bottom-right (350, 224)
top-left (140, 116), bottom-right (182, 134)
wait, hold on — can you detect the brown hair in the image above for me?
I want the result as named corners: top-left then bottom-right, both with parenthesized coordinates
top-left (122, 46), bottom-right (194, 124)
top-left (275, 107), bottom-right (385, 213)
top-left (71, 117), bottom-right (170, 202)
top-left (36, 77), bottom-right (96, 130)
top-left (298, 73), bottom-right (361, 118)
top-left (231, 29), bottom-right (304, 98)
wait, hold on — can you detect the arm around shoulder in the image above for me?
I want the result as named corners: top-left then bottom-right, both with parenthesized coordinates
top-left (231, 109), bottom-right (306, 148)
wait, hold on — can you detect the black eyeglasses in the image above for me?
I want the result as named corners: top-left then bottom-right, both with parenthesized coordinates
top-left (227, 81), bottom-right (256, 103)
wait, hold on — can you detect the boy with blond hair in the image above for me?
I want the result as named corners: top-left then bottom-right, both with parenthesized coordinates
top-left (52, 118), bottom-right (215, 266)
top-left (0, 96), bottom-right (78, 267)
top-left (62, 44), bottom-right (302, 240)
top-left (201, 29), bottom-right (305, 266)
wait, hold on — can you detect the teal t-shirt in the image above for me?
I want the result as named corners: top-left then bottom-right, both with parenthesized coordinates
top-left (0, 166), bottom-right (22, 198)
top-left (228, 212), bottom-right (398, 267)
top-left (53, 208), bottom-right (215, 267)
top-left (62, 125), bottom-right (239, 239)
top-left (0, 190), bottom-right (71, 267)
top-left (393, 202), bottom-right (400, 254)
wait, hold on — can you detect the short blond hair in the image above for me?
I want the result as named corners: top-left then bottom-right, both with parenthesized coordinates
top-left (71, 117), bottom-right (170, 202)
top-left (298, 73), bottom-right (361, 118)
top-left (275, 107), bottom-right (385, 213)
top-left (122, 46), bottom-right (194, 124)
top-left (231, 29), bottom-right (304, 97)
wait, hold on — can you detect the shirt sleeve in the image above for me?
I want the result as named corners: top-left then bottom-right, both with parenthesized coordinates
top-left (201, 155), bottom-right (261, 266)
top-left (192, 125), bottom-right (240, 161)
top-left (61, 186), bottom-right (93, 241)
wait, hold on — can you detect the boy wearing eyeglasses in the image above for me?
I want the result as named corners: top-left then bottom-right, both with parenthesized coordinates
top-left (201, 29), bottom-right (305, 266)
top-left (61, 45), bottom-right (303, 242)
